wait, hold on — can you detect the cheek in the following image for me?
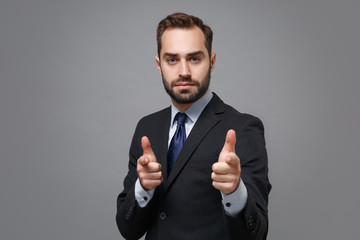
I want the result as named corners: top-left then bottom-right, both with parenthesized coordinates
top-left (193, 66), bottom-right (210, 80)
top-left (160, 66), bottom-right (175, 78)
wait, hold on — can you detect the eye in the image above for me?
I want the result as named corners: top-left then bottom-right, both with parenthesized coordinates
top-left (190, 57), bottom-right (200, 62)
top-left (167, 58), bottom-right (177, 64)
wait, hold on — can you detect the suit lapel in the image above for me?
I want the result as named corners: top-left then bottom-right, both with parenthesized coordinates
top-left (149, 107), bottom-right (171, 182)
top-left (164, 93), bottom-right (224, 190)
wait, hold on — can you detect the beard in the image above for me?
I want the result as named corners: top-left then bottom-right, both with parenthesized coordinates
top-left (162, 69), bottom-right (211, 104)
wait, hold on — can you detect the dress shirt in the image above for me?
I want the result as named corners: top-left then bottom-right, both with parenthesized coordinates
top-left (168, 89), bottom-right (213, 146)
top-left (135, 90), bottom-right (248, 216)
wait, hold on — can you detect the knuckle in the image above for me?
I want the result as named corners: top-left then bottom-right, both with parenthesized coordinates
top-left (141, 179), bottom-right (149, 186)
top-left (212, 163), bottom-right (217, 171)
top-left (150, 172), bottom-right (161, 180)
top-left (149, 164), bottom-right (161, 173)
top-left (229, 175), bottom-right (236, 182)
top-left (150, 180), bottom-right (160, 189)
top-left (224, 185), bottom-right (232, 192)
top-left (156, 163), bottom-right (162, 171)
top-left (137, 163), bottom-right (145, 170)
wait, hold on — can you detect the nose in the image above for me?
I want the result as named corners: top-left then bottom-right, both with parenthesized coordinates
top-left (178, 60), bottom-right (191, 78)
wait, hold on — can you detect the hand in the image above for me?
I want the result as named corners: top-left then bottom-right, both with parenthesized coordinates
top-left (212, 129), bottom-right (241, 195)
top-left (137, 136), bottom-right (163, 191)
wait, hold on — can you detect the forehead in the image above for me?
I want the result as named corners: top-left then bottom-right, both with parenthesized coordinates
top-left (160, 27), bottom-right (207, 56)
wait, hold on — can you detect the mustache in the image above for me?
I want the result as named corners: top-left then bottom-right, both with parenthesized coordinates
top-left (171, 77), bottom-right (199, 87)
top-left (177, 77), bottom-right (192, 82)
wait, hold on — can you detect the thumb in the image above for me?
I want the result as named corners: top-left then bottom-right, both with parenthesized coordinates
top-left (225, 153), bottom-right (240, 167)
top-left (221, 129), bottom-right (236, 153)
top-left (142, 136), bottom-right (155, 156)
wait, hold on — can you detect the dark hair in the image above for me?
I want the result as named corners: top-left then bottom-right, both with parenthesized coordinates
top-left (156, 12), bottom-right (213, 57)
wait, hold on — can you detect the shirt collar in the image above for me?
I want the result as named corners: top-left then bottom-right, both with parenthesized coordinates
top-left (170, 90), bottom-right (213, 126)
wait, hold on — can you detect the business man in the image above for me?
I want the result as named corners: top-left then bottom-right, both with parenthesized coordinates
top-left (116, 12), bottom-right (271, 240)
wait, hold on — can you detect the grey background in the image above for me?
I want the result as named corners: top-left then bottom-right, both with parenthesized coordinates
top-left (1, 0), bottom-right (359, 239)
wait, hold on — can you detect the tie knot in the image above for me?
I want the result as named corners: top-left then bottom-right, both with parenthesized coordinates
top-left (175, 112), bottom-right (187, 126)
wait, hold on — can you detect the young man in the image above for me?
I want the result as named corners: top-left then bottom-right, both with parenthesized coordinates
top-left (116, 12), bottom-right (271, 240)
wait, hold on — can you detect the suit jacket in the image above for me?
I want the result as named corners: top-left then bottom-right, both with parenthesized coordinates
top-left (116, 93), bottom-right (271, 240)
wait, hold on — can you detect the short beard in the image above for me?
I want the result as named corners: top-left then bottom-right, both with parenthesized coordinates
top-left (162, 70), bottom-right (211, 104)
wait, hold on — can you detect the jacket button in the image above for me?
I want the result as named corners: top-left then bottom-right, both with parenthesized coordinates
top-left (159, 212), bottom-right (166, 220)
top-left (247, 215), bottom-right (256, 232)
top-left (125, 206), bottom-right (134, 221)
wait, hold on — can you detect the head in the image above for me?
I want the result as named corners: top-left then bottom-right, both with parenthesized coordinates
top-left (155, 13), bottom-right (216, 110)
top-left (156, 12), bottom-right (213, 58)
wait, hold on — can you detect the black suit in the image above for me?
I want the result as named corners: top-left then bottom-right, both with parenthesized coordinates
top-left (116, 93), bottom-right (271, 240)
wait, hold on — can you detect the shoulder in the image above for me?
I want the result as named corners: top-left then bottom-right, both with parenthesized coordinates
top-left (221, 105), bottom-right (265, 143)
top-left (129, 107), bottom-right (170, 151)
top-left (137, 107), bottom-right (170, 125)
top-left (210, 93), bottom-right (264, 130)
top-left (210, 93), bottom-right (262, 119)
top-left (224, 103), bottom-right (263, 124)
top-left (133, 107), bottom-right (171, 137)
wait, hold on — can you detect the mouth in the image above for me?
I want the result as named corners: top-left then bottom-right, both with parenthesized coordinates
top-left (175, 82), bottom-right (195, 90)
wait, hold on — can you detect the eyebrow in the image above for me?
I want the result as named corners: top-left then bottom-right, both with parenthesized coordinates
top-left (188, 51), bottom-right (205, 57)
top-left (163, 53), bottom-right (178, 58)
top-left (162, 51), bottom-right (206, 58)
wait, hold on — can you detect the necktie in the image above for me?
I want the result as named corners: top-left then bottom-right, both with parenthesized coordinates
top-left (167, 112), bottom-right (187, 174)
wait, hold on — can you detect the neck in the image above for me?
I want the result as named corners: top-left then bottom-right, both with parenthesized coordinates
top-left (171, 99), bottom-right (193, 112)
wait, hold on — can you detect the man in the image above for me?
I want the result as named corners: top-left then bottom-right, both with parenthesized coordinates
top-left (116, 12), bottom-right (271, 240)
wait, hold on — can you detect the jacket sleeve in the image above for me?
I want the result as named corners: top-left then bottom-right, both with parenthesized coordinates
top-left (116, 123), bottom-right (155, 240)
top-left (225, 116), bottom-right (271, 240)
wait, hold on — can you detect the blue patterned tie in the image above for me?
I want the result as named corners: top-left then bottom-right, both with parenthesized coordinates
top-left (167, 112), bottom-right (187, 174)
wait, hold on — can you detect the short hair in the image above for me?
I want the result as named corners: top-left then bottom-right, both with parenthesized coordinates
top-left (156, 12), bottom-right (213, 57)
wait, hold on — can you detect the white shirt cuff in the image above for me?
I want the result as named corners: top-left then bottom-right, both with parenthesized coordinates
top-left (135, 178), bottom-right (155, 208)
top-left (221, 179), bottom-right (248, 216)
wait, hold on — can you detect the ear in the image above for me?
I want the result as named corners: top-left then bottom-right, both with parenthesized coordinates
top-left (155, 56), bottom-right (162, 75)
top-left (210, 52), bottom-right (216, 72)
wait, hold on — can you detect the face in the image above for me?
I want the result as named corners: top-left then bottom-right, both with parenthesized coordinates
top-left (155, 27), bottom-right (216, 110)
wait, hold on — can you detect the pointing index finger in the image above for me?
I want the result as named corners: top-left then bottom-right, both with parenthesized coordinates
top-left (142, 136), bottom-right (154, 156)
top-left (222, 129), bottom-right (236, 153)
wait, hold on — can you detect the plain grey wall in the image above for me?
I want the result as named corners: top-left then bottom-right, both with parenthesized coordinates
top-left (1, 0), bottom-right (359, 239)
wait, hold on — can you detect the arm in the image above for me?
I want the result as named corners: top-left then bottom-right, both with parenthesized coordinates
top-left (229, 117), bottom-right (270, 239)
top-left (213, 117), bottom-right (271, 239)
top-left (116, 131), bottom-right (162, 239)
